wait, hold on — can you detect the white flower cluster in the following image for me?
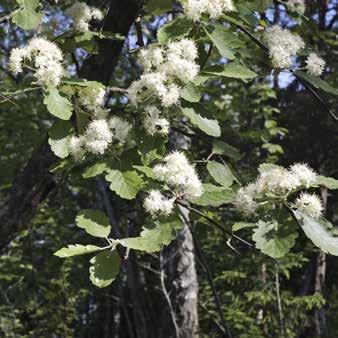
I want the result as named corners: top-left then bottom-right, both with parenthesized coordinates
top-left (144, 152), bottom-right (203, 217)
top-left (306, 53), bottom-right (325, 76)
top-left (154, 152), bottom-right (203, 199)
top-left (286, 0), bottom-right (305, 15)
top-left (128, 39), bottom-right (199, 136)
top-left (295, 192), bottom-right (323, 219)
top-left (69, 117), bottom-right (132, 160)
top-left (234, 163), bottom-right (318, 215)
top-left (143, 190), bottom-right (175, 216)
top-left (9, 37), bottom-right (64, 87)
top-left (264, 25), bottom-right (305, 69)
top-left (66, 1), bottom-right (103, 32)
top-left (180, 0), bottom-right (235, 21)
top-left (143, 106), bottom-right (169, 136)
top-left (78, 86), bottom-right (110, 119)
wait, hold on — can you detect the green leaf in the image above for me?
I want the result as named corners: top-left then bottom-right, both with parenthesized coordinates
top-left (82, 162), bottom-right (110, 178)
top-left (294, 71), bottom-right (338, 96)
top-left (76, 209), bottom-right (111, 238)
top-left (212, 141), bottom-right (241, 160)
top-left (62, 78), bottom-right (105, 89)
top-left (182, 107), bottom-right (221, 137)
top-left (16, 0), bottom-right (40, 8)
top-left (192, 183), bottom-right (235, 207)
top-left (316, 175), bottom-right (338, 190)
top-left (89, 250), bottom-right (120, 288)
top-left (203, 63), bottom-right (257, 79)
top-left (293, 211), bottom-right (338, 256)
top-left (133, 165), bottom-right (156, 179)
top-left (43, 88), bottom-right (73, 120)
top-left (252, 220), bottom-right (298, 259)
top-left (147, 0), bottom-right (174, 15)
top-left (105, 170), bottom-right (144, 200)
top-left (54, 244), bottom-right (102, 258)
top-left (203, 24), bottom-right (241, 60)
top-left (157, 17), bottom-right (192, 44)
top-left (258, 163), bottom-right (283, 174)
top-left (181, 83), bottom-right (201, 102)
top-left (119, 217), bottom-right (183, 253)
top-left (12, 8), bottom-right (42, 30)
top-left (232, 222), bottom-right (256, 232)
top-left (48, 120), bottom-right (73, 158)
top-left (207, 161), bottom-right (235, 188)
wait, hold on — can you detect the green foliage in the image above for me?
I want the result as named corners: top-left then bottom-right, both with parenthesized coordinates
top-left (89, 250), bottom-right (120, 288)
top-left (48, 120), bottom-right (73, 158)
top-left (192, 183), bottom-right (235, 207)
top-left (182, 107), bottom-right (221, 137)
top-left (203, 24), bottom-right (242, 60)
top-left (76, 209), bottom-right (111, 238)
top-left (157, 17), bottom-right (192, 43)
top-left (252, 220), bottom-right (298, 259)
top-left (293, 211), bottom-right (338, 256)
top-left (147, 0), bottom-right (174, 15)
top-left (295, 71), bottom-right (338, 96)
top-left (12, 0), bottom-right (42, 30)
top-left (43, 88), bottom-right (73, 120)
top-left (316, 175), bottom-right (338, 189)
top-left (120, 216), bottom-right (183, 252)
top-left (207, 160), bottom-right (235, 188)
top-left (212, 141), bottom-right (241, 160)
top-left (203, 63), bottom-right (257, 80)
top-left (105, 170), bottom-right (144, 200)
top-left (54, 245), bottom-right (102, 258)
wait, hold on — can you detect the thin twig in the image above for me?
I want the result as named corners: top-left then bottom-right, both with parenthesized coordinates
top-left (223, 16), bottom-right (336, 121)
top-left (160, 250), bottom-right (180, 338)
top-left (275, 263), bottom-right (285, 337)
top-left (135, 16), bottom-right (145, 47)
top-left (108, 86), bottom-right (129, 94)
top-left (0, 11), bottom-right (16, 24)
top-left (176, 200), bottom-right (254, 249)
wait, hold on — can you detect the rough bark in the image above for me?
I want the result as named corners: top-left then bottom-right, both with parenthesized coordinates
top-left (0, 0), bottom-right (143, 251)
top-left (169, 223), bottom-right (199, 338)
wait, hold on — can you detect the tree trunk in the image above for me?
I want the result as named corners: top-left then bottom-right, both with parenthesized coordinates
top-left (169, 222), bottom-right (199, 338)
top-left (314, 187), bottom-right (327, 337)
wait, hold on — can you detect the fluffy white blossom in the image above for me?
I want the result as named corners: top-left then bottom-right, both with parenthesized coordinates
top-left (234, 184), bottom-right (259, 215)
top-left (109, 116), bottom-right (132, 144)
top-left (295, 192), bottom-right (323, 218)
top-left (153, 151), bottom-right (203, 199)
top-left (83, 119), bottom-right (113, 154)
top-left (264, 25), bottom-right (305, 69)
top-left (80, 87), bottom-right (106, 112)
top-left (66, 1), bottom-right (103, 32)
top-left (69, 136), bottom-right (85, 161)
top-left (129, 39), bottom-right (199, 108)
top-left (286, 0), bottom-right (305, 15)
top-left (143, 106), bottom-right (169, 136)
top-left (259, 167), bottom-right (301, 196)
top-left (234, 163), bottom-right (320, 215)
top-left (289, 163), bottom-right (317, 188)
top-left (306, 53), bottom-right (325, 76)
top-left (181, 0), bottom-right (235, 21)
top-left (138, 45), bottom-right (164, 73)
top-left (143, 190), bottom-right (175, 216)
top-left (9, 37), bottom-right (65, 87)
top-left (160, 53), bottom-right (200, 83)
